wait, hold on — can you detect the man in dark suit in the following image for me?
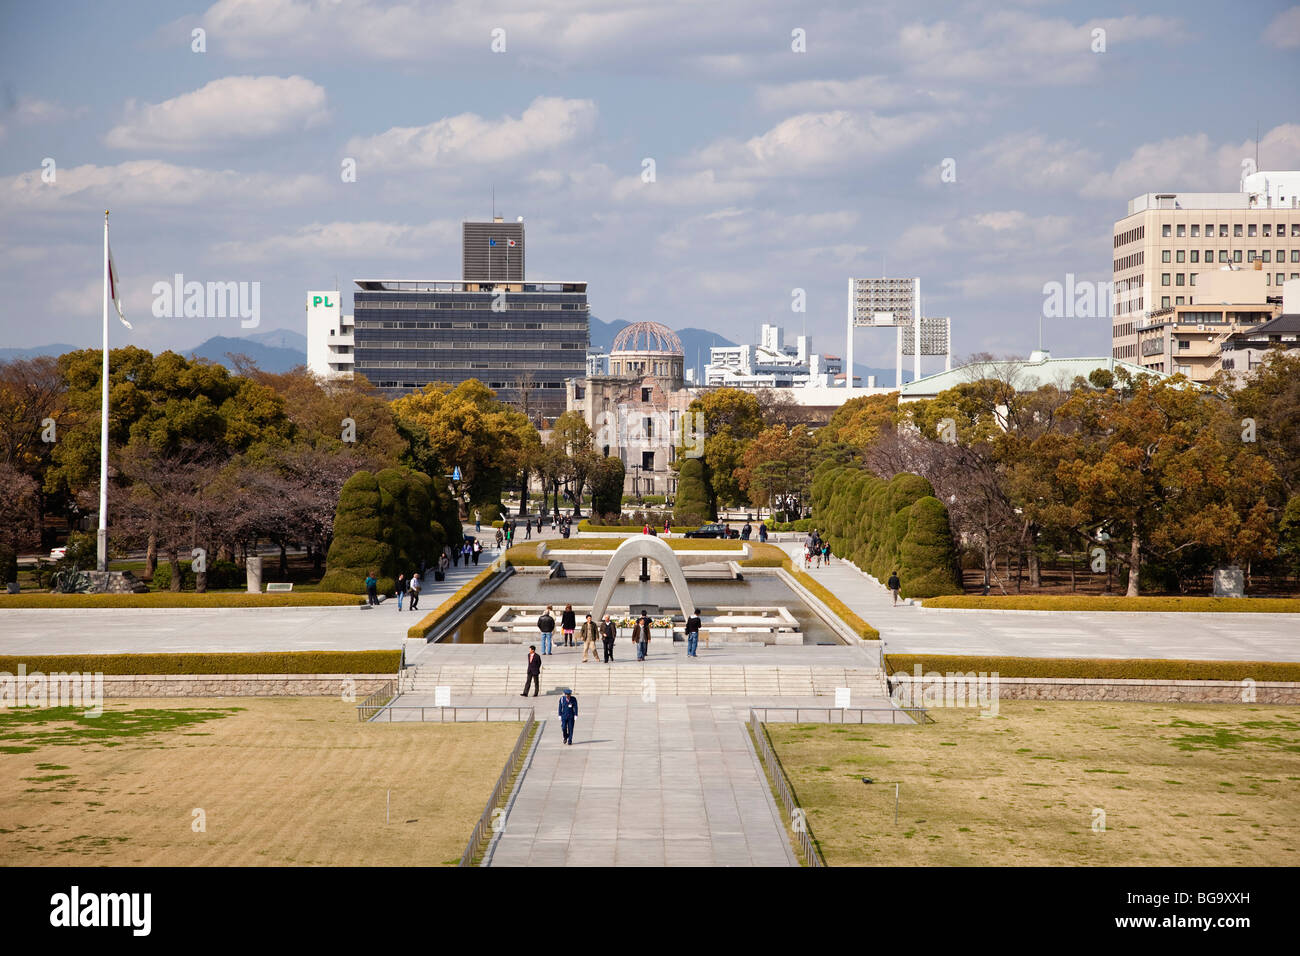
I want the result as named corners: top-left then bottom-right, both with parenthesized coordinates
top-left (520, 645), bottom-right (541, 697)
top-left (600, 614), bottom-right (616, 663)
top-left (557, 689), bottom-right (579, 745)
top-left (685, 609), bottom-right (702, 658)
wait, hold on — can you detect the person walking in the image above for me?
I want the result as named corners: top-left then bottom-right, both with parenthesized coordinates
top-left (495, 527), bottom-right (504, 549)
top-left (520, 645), bottom-right (541, 697)
top-left (741, 522), bottom-right (752, 541)
top-left (561, 604), bottom-right (577, 647)
top-left (472, 539), bottom-right (482, 566)
top-left (525, 518), bottom-right (532, 540)
top-left (822, 542), bottom-right (832, 566)
top-left (365, 570), bottom-right (379, 606)
top-left (451, 543), bottom-right (460, 568)
top-left (633, 611), bottom-right (652, 661)
top-left (600, 614), bottom-right (616, 663)
top-left (663, 518), bottom-right (671, 536)
top-left (395, 572), bottom-right (407, 611)
top-left (408, 571), bottom-right (422, 611)
top-left (474, 509), bottom-right (481, 532)
top-left (437, 549), bottom-right (449, 581)
top-left (558, 688), bottom-right (578, 745)
top-left (538, 605), bottom-right (556, 655)
top-left (580, 613), bottom-right (601, 662)
top-left (887, 570), bottom-right (902, 606)
top-left (462, 540), bottom-right (473, 566)
top-left (685, 608), bottom-right (702, 658)
top-left (758, 521), bottom-right (768, 543)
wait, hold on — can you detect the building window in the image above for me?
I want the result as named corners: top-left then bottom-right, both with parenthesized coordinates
top-left (1191, 224), bottom-right (1200, 237)
top-left (1162, 224), bottom-right (1171, 237)
top-left (1278, 274), bottom-right (1285, 285)
top-left (1177, 224), bottom-right (1186, 237)
top-left (1293, 224), bottom-right (1300, 237)
top-left (1162, 273), bottom-right (1171, 286)
top-left (1248, 250), bottom-right (1256, 262)
top-left (643, 416), bottom-right (653, 439)
top-left (1162, 250), bottom-right (1171, 263)
top-left (1293, 250), bottom-right (1300, 263)
top-left (1175, 273), bottom-right (1185, 286)
top-left (1219, 224), bottom-right (1228, 237)
top-left (1175, 296), bottom-right (1185, 305)
top-left (1234, 250), bottom-right (1242, 263)
top-left (1234, 224), bottom-right (1242, 237)
top-left (642, 451), bottom-right (655, 471)
top-left (1190, 273), bottom-right (1196, 285)
top-left (1248, 224), bottom-right (1257, 237)
top-left (1263, 250), bottom-right (1271, 262)
top-left (1263, 224), bottom-right (1271, 237)
top-left (1178, 339), bottom-right (1189, 349)
top-left (1176, 250), bottom-right (1185, 263)
top-left (1219, 251), bottom-right (1229, 263)
top-left (1206, 249), bottom-right (1214, 261)
top-left (641, 387), bottom-right (652, 402)
top-left (1280, 249), bottom-right (1287, 261)
top-left (1190, 250), bottom-right (1199, 263)
top-left (1162, 296), bottom-right (1171, 308)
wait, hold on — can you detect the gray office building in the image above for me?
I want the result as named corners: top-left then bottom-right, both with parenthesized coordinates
top-left (462, 217), bottom-right (525, 281)
top-left (352, 278), bottom-right (589, 420)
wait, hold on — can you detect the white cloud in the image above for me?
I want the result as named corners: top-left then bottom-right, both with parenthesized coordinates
top-left (755, 76), bottom-right (961, 112)
top-left (1264, 6), bottom-right (1300, 48)
top-left (10, 96), bottom-right (84, 124)
top-left (1082, 123), bottom-right (1300, 198)
top-left (0, 160), bottom-right (326, 210)
top-left (104, 75), bottom-right (328, 150)
top-left (898, 12), bottom-right (1180, 85)
top-left (343, 96), bottom-right (596, 172)
top-left (211, 219), bottom-right (459, 262)
top-left (971, 131), bottom-right (1102, 191)
top-left (611, 169), bottom-right (757, 206)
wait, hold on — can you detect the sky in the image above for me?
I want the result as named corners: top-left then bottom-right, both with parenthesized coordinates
top-left (2, 0), bottom-right (1299, 379)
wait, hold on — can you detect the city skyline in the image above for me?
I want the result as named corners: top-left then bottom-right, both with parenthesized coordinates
top-left (2, 0), bottom-right (1299, 370)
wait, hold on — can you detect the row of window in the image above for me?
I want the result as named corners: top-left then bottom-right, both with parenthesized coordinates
top-left (1161, 271), bottom-right (1299, 288)
top-left (359, 300), bottom-right (587, 310)
top-left (1114, 251), bottom-right (1144, 271)
top-left (368, 378), bottom-right (566, 390)
top-left (356, 320), bottom-right (587, 330)
top-left (1114, 225), bottom-right (1146, 248)
top-left (1162, 249), bottom-right (1300, 264)
top-left (351, 359), bottom-right (584, 370)
top-left (1162, 222), bottom-right (1300, 239)
top-left (354, 340), bottom-right (586, 350)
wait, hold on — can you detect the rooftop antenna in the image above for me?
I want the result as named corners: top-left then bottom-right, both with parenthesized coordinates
top-left (1255, 122), bottom-right (1259, 171)
top-left (491, 185), bottom-right (495, 219)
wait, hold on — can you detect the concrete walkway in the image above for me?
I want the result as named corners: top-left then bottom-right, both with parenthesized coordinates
top-left (780, 542), bottom-right (1300, 662)
top-left (485, 696), bottom-right (797, 867)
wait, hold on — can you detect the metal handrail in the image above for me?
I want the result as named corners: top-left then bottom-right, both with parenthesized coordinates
top-left (459, 709), bottom-right (536, 867)
top-left (356, 680), bottom-right (396, 721)
top-left (749, 705), bottom-right (929, 725)
top-left (372, 705), bottom-right (537, 723)
top-left (749, 708), bottom-right (823, 867)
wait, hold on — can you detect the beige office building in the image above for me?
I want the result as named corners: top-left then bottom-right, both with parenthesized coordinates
top-left (1111, 170), bottom-right (1300, 365)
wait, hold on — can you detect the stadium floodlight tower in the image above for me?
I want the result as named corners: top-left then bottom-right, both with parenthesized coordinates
top-left (846, 276), bottom-right (951, 389)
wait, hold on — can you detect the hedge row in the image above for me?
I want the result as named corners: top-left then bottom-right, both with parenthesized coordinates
top-left (811, 464), bottom-right (962, 599)
top-left (406, 565), bottom-right (504, 640)
top-left (503, 544), bottom-right (549, 566)
top-left (0, 650), bottom-right (401, 675)
top-left (883, 654), bottom-right (1300, 683)
top-left (740, 543), bottom-right (879, 640)
top-left (151, 559), bottom-right (244, 591)
top-left (921, 595), bottom-right (1300, 613)
top-left (576, 520), bottom-right (701, 534)
top-left (0, 593), bottom-right (362, 609)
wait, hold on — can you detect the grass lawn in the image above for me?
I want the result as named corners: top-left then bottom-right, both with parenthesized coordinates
top-left (764, 701), bottom-right (1300, 866)
top-left (0, 593), bottom-right (362, 608)
top-left (0, 698), bottom-right (522, 866)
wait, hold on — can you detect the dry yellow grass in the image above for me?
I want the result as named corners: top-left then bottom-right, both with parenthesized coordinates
top-left (766, 701), bottom-right (1300, 866)
top-left (0, 697), bottom-right (523, 866)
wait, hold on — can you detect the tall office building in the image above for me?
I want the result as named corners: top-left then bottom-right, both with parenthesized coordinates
top-left (1111, 170), bottom-right (1300, 362)
top-left (462, 217), bottom-right (525, 281)
top-left (350, 215), bottom-right (586, 421)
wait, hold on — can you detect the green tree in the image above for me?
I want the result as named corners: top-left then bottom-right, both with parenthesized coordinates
top-left (673, 457), bottom-right (713, 525)
top-left (589, 456), bottom-right (626, 519)
top-left (686, 388), bottom-right (763, 509)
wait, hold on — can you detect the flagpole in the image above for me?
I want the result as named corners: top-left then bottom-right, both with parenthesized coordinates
top-left (98, 210), bottom-right (109, 572)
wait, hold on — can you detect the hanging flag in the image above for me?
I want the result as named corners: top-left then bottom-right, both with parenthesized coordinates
top-left (488, 238), bottom-right (497, 247)
top-left (107, 241), bottom-right (132, 330)
top-left (507, 238), bottom-right (516, 247)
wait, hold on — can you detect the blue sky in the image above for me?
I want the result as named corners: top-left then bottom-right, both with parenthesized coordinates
top-left (2, 0), bottom-right (1298, 378)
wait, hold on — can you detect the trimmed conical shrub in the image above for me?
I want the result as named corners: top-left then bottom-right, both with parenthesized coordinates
top-left (321, 471), bottom-right (393, 593)
top-left (674, 457), bottom-right (713, 524)
top-left (898, 495), bottom-right (962, 597)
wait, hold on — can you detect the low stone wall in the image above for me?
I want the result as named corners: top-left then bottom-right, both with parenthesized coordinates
top-left (889, 676), bottom-right (1299, 704)
top-left (99, 674), bottom-right (395, 698)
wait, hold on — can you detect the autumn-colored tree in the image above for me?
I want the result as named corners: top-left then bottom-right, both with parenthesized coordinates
top-left (736, 425), bottom-right (817, 514)
top-left (548, 410), bottom-right (599, 518)
top-left (391, 379), bottom-right (537, 516)
top-left (685, 387), bottom-right (763, 509)
top-left (0, 355), bottom-right (66, 544)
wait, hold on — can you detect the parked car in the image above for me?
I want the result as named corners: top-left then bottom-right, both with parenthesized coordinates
top-left (684, 523), bottom-right (739, 539)
top-left (49, 546), bottom-right (67, 560)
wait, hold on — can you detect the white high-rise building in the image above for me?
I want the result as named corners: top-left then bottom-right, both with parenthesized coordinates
top-left (305, 290), bottom-right (355, 379)
top-left (704, 324), bottom-right (844, 388)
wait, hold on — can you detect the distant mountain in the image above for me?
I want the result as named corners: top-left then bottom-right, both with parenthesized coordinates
top-left (0, 343), bottom-right (81, 361)
top-left (244, 328), bottom-right (308, 351)
top-left (187, 335), bottom-right (307, 373)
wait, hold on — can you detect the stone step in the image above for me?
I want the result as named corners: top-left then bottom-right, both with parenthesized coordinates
top-left (406, 663), bottom-right (883, 697)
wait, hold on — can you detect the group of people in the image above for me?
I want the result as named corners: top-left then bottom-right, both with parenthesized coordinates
top-left (803, 529), bottom-right (832, 568)
top-left (530, 605), bottom-right (705, 664)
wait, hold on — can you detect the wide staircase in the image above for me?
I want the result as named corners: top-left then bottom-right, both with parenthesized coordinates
top-left (405, 661), bottom-right (886, 699)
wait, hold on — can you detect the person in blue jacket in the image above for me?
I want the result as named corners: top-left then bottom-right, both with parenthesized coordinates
top-left (558, 689), bottom-right (579, 745)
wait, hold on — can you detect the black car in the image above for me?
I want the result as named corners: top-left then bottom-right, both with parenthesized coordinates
top-left (684, 522), bottom-right (739, 539)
